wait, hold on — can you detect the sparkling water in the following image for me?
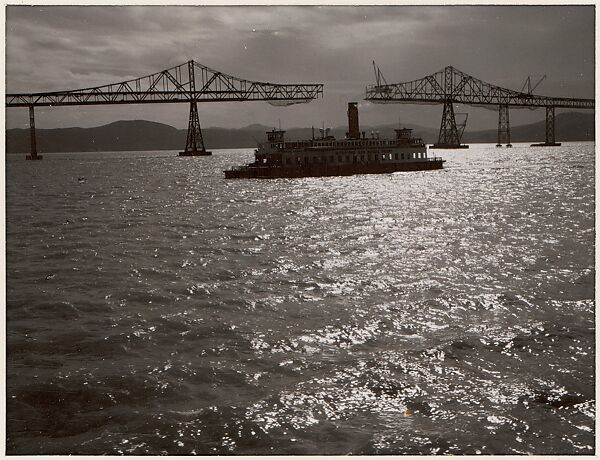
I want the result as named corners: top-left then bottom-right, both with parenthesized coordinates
top-left (6, 143), bottom-right (595, 454)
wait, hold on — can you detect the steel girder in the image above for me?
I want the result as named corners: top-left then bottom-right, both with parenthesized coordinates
top-left (365, 66), bottom-right (594, 109)
top-left (183, 101), bottom-right (208, 154)
top-left (438, 101), bottom-right (460, 146)
top-left (545, 106), bottom-right (556, 144)
top-left (497, 105), bottom-right (511, 146)
top-left (28, 106), bottom-right (37, 156)
top-left (6, 60), bottom-right (324, 108)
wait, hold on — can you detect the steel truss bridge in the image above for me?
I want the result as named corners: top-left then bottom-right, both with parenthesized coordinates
top-left (6, 60), bottom-right (324, 159)
top-left (365, 65), bottom-right (594, 148)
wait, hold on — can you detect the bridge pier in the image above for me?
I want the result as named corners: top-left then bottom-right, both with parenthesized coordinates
top-left (25, 105), bottom-right (43, 160)
top-left (496, 104), bottom-right (512, 147)
top-left (432, 100), bottom-right (468, 149)
top-left (179, 101), bottom-right (211, 156)
top-left (531, 106), bottom-right (561, 147)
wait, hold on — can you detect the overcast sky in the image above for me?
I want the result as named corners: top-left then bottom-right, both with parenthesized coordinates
top-left (5, 5), bottom-right (595, 132)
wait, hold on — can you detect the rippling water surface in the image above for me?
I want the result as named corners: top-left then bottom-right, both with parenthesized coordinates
top-left (6, 143), bottom-right (595, 454)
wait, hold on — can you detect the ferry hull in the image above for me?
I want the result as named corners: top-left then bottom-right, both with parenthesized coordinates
top-left (225, 159), bottom-right (445, 179)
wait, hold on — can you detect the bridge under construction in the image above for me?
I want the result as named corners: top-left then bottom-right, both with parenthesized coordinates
top-left (6, 60), bottom-right (324, 160)
top-left (6, 61), bottom-right (594, 159)
top-left (365, 65), bottom-right (594, 148)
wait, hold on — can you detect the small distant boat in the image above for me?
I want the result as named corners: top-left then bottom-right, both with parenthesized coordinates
top-left (224, 102), bottom-right (444, 179)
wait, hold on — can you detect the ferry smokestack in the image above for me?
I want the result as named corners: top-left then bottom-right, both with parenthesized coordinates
top-left (347, 102), bottom-right (360, 139)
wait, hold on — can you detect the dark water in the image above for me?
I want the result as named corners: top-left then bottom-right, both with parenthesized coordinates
top-left (6, 143), bottom-right (595, 455)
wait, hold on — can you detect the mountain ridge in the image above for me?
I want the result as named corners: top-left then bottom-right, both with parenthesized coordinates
top-left (6, 112), bottom-right (594, 153)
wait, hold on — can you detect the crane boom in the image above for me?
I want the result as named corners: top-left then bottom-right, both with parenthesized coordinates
top-left (521, 74), bottom-right (546, 94)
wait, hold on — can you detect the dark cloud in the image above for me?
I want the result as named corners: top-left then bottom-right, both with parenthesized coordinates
top-left (6, 5), bottom-right (594, 131)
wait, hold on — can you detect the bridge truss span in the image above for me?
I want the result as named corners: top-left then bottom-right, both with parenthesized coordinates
top-left (365, 66), bottom-right (593, 109)
top-left (6, 60), bottom-right (324, 159)
top-left (365, 65), bottom-right (594, 148)
top-left (7, 60), bottom-right (323, 107)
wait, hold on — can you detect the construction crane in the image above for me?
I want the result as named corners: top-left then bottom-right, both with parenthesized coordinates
top-left (372, 61), bottom-right (388, 87)
top-left (521, 74), bottom-right (547, 94)
top-left (455, 112), bottom-right (468, 141)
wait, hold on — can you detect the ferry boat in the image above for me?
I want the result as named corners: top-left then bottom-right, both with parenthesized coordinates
top-left (224, 102), bottom-right (444, 179)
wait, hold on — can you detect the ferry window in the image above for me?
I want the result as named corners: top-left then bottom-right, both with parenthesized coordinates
top-left (368, 155), bottom-right (371, 161)
top-left (346, 155), bottom-right (350, 162)
top-left (297, 157), bottom-right (301, 163)
top-left (338, 156), bottom-right (342, 163)
top-left (381, 154), bottom-right (385, 160)
top-left (395, 153), bottom-right (399, 160)
top-left (361, 155), bottom-right (365, 162)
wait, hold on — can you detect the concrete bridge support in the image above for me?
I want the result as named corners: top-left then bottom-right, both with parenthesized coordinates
top-left (25, 105), bottom-right (42, 160)
top-left (179, 100), bottom-right (211, 156)
top-left (496, 104), bottom-right (512, 147)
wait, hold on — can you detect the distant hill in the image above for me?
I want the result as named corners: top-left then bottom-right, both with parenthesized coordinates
top-left (461, 112), bottom-right (595, 143)
top-left (6, 120), bottom-right (184, 153)
top-left (5, 112), bottom-right (593, 153)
